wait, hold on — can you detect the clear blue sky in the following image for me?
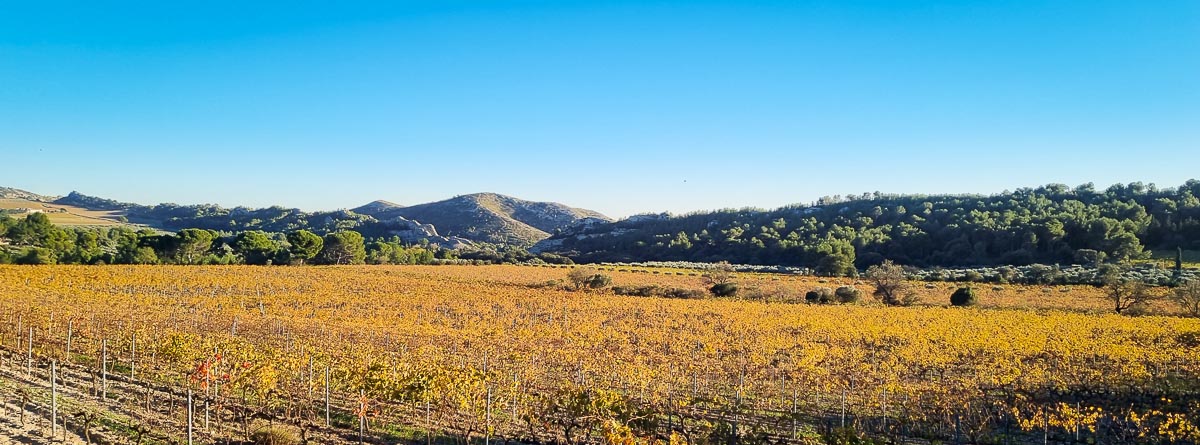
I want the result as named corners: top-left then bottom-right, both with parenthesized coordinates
top-left (2, 1), bottom-right (1197, 217)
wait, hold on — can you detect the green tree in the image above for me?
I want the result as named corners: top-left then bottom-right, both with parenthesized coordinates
top-left (811, 238), bottom-right (856, 276)
top-left (286, 230), bottom-right (324, 265)
top-left (669, 231), bottom-right (692, 250)
top-left (6, 212), bottom-right (55, 246)
top-left (816, 253), bottom-right (855, 277)
top-left (130, 246), bottom-right (160, 265)
top-left (233, 230), bottom-right (280, 265)
top-left (42, 228), bottom-right (76, 261)
top-left (320, 231), bottom-right (366, 265)
top-left (175, 229), bottom-right (218, 264)
top-left (64, 230), bottom-right (104, 264)
top-left (16, 247), bottom-right (56, 265)
top-left (110, 228), bottom-right (157, 264)
top-left (0, 214), bottom-right (16, 241)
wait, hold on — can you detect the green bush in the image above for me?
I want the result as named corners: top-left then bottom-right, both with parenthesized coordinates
top-left (805, 287), bottom-right (834, 304)
top-left (584, 273), bottom-right (612, 289)
top-left (710, 282), bottom-right (739, 297)
top-left (613, 285), bottom-right (660, 297)
top-left (614, 285), bottom-right (705, 299)
top-left (663, 287), bottom-right (706, 299)
top-left (834, 286), bottom-right (861, 303)
top-left (950, 287), bottom-right (977, 306)
top-left (537, 252), bottom-right (574, 265)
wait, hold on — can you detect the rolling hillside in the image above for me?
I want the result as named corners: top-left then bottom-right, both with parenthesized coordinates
top-left (0, 187), bottom-right (127, 227)
top-left (352, 193), bottom-right (612, 246)
top-left (6, 187), bottom-right (609, 246)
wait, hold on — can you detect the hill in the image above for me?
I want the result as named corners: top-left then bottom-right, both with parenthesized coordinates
top-left (351, 200), bottom-right (404, 215)
top-left (536, 180), bottom-right (1200, 271)
top-left (50, 191), bottom-right (468, 246)
top-left (353, 193), bottom-right (612, 246)
top-left (45, 190), bottom-right (608, 247)
top-left (1, 188), bottom-right (128, 227)
top-left (0, 186), bottom-right (54, 201)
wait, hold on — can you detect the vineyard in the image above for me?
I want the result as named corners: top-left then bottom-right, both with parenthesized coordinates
top-left (0, 265), bottom-right (1198, 444)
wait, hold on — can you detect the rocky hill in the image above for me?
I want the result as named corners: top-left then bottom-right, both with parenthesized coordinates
top-left (18, 188), bottom-right (605, 248)
top-left (351, 200), bottom-right (404, 215)
top-left (0, 187), bottom-right (54, 201)
top-left (353, 193), bottom-right (612, 246)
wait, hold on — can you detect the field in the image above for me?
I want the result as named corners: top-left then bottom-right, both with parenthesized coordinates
top-left (0, 199), bottom-right (126, 227)
top-left (0, 265), bottom-right (1198, 445)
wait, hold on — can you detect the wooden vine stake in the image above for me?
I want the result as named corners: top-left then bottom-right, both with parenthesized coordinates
top-left (26, 326), bottom-right (33, 376)
top-left (358, 389), bottom-right (366, 445)
top-left (66, 319), bottom-right (73, 362)
top-left (324, 366), bottom-right (331, 427)
top-left (187, 386), bottom-right (195, 445)
top-left (130, 331), bottom-right (136, 380)
top-left (51, 360), bottom-right (58, 438)
top-left (100, 339), bottom-right (108, 401)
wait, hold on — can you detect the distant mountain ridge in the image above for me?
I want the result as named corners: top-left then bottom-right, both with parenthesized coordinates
top-left (0, 187), bottom-right (55, 201)
top-left (351, 192), bottom-right (613, 246)
top-left (36, 189), bottom-right (610, 247)
top-left (351, 200), bottom-right (404, 215)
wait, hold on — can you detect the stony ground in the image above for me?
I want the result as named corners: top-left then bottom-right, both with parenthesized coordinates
top-left (0, 393), bottom-right (90, 445)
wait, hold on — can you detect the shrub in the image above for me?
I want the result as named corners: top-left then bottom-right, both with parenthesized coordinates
top-left (614, 285), bottom-right (705, 299)
top-left (1173, 280), bottom-right (1200, 317)
top-left (710, 282), bottom-right (739, 297)
top-left (834, 286), bottom-right (861, 303)
top-left (537, 253), bottom-right (574, 265)
top-left (251, 426), bottom-right (299, 445)
top-left (702, 261), bottom-right (736, 285)
top-left (664, 287), bottom-right (706, 299)
top-left (950, 287), bottom-right (977, 306)
top-left (567, 267), bottom-right (612, 290)
top-left (532, 279), bottom-right (565, 289)
top-left (613, 285), bottom-right (660, 297)
top-left (805, 287), bottom-right (834, 304)
top-left (584, 273), bottom-right (612, 289)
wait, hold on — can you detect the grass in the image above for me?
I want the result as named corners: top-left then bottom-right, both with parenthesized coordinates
top-left (331, 410), bottom-right (461, 445)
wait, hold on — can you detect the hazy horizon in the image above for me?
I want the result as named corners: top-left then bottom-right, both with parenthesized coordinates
top-left (3, 1), bottom-right (1197, 217)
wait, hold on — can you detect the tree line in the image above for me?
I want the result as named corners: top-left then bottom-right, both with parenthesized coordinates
top-left (0, 212), bottom-right (576, 266)
top-left (547, 181), bottom-right (1200, 274)
top-left (0, 212), bottom-right (453, 265)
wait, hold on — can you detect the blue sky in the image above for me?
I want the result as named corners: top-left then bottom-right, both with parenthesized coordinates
top-left (1, 1), bottom-right (1197, 217)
